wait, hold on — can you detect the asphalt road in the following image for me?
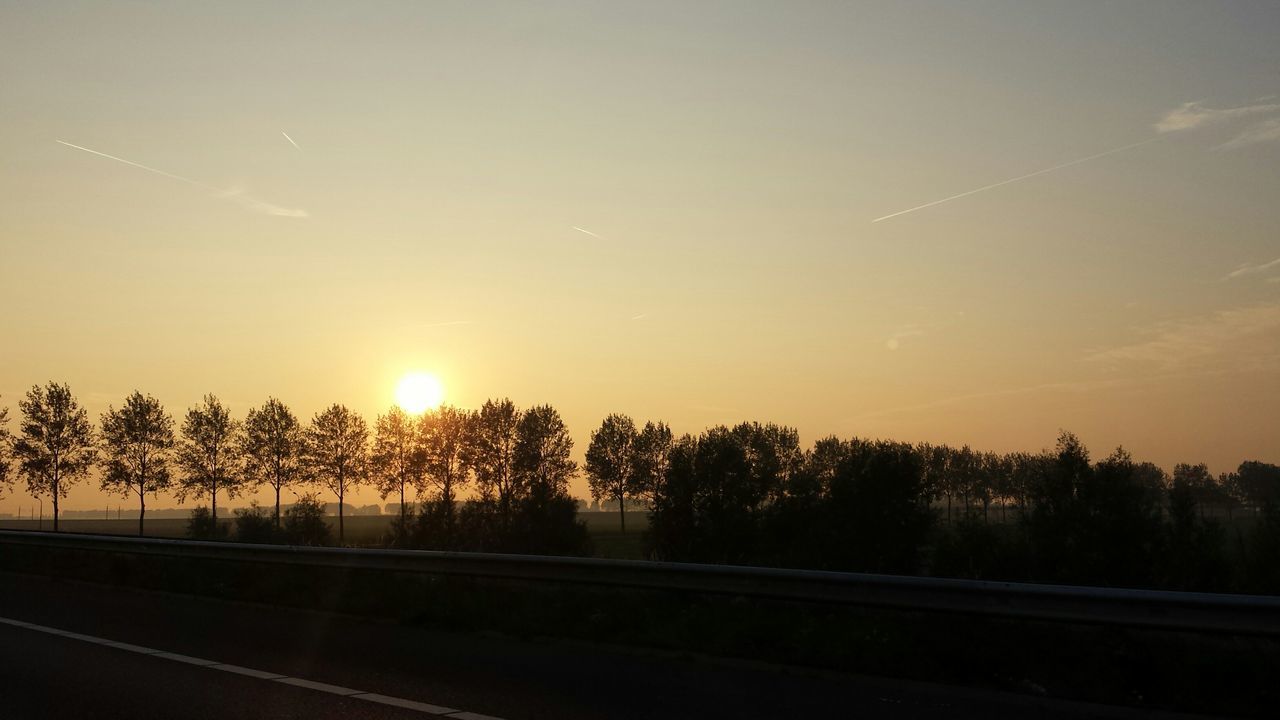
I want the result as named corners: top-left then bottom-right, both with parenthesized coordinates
top-left (0, 571), bottom-right (1209, 719)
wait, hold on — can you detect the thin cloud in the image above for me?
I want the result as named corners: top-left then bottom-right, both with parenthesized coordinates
top-left (1224, 257), bottom-right (1280, 280)
top-left (1219, 118), bottom-right (1280, 150)
top-left (886, 325), bottom-right (925, 351)
top-left (631, 313), bottom-right (648, 321)
top-left (572, 226), bottom-right (603, 239)
top-left (57, 139), bottom-right (307, 218)
top-left (281, 131), bottom-right (301, 150)
top-left (1084, 303), bottom-right (1280, 373)
top-left (1155, 101), bottom-right (1280, 133)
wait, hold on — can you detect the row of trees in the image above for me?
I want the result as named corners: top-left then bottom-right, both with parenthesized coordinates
top-left (0, 384), bottom-right (580, 543)
top-left (577, 413), bottom-right (1280, 591)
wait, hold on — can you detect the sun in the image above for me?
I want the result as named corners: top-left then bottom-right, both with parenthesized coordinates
top-left (395, 372), bottom-right (445, 414)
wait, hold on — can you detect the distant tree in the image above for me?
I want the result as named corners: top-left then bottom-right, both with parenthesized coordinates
top-left (1218, 471), bottom-right (1244, 520)
top-left (823, 438), bottom-right (933, 573)
top-left (1235, 461), bottom-right (1280, 514)
top-left (0, 400), bottom-right (13, 499)
top-left (234, 502), bottom-right (278, 544)
top-left (176, 394), bottom-right (243, 526)
top-left (1172, 463), bottom-right (1215, 520)
top-left (631, 421), bottom-right (673, 503)
top-left (735, 422), bottom-right (803, 508)
top-left (371, 406), bottom-right (424, 524)
top-left (303, 404), bottom-right (368, 542)
top-left (186, 506), bottom-right (227, 540)
top-left (585, 413), bottom-right (637, 532)
top-left (241, 398), bottom-right (304, 527)
top-left (283, 492), bottom-right (332, 546)
top-left (13, 383), bottom-right (97, 531)
top-left (419, 405), bottom-right (471, 525)
top-left (99, 392), bottom-right (175, 536)
top-left (466, 398), bottom-right (520, 521)
top-left (514, 405), bottom-right (578, 497)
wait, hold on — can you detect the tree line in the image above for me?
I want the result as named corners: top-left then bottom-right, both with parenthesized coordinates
top-left (0, 383), bottom-right (582, 546)
top-left (583, 416), bottom-right (1280, 592)
top-left (6, 381), bottom-right (1280, 591)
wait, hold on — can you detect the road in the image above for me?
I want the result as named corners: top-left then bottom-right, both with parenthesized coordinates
top-left (0, 571), bottom-right (1208, 719)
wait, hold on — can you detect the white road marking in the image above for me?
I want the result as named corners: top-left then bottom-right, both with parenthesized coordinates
top-left (0, 615), bottom-right (503, 719)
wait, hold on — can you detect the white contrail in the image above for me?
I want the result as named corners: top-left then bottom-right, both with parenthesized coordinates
top-left (572, 226), bottom-right (603, 239)
top-left (872, 136), bottom-right (1161, 223)
top-left (56, 140), bottom-right (219, 191)
top-left (56, 139), bottom-right (307, 218)
top-left (281, 131), bottom-right (300, 150)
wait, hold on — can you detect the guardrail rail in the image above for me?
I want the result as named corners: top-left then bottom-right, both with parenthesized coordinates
top-left (2, 529), bottom-right (1278, 636)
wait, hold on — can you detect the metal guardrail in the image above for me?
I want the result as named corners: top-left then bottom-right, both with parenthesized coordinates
top-left (2, 529), bottom-right (1278, 636)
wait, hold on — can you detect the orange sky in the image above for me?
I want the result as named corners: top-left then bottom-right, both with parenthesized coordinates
top-left (3, 2), bottom-right (1280, 513)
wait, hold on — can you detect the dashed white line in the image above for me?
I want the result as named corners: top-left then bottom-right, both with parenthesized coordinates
top-left (0, 615), bottom-right (503, 719)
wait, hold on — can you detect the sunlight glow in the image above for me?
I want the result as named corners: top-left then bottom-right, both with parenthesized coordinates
top-left (395, 372), bottom-right (445, 414)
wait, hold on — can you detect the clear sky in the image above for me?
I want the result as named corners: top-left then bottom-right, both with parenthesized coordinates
top-left (2, 1), bottom-right (1280, 513)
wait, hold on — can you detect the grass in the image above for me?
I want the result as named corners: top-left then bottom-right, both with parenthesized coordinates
top-left (0, 510), bottom-right (652, 557)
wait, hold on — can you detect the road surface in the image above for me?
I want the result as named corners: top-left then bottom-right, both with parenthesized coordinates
top-left (0, 571), bottom-right (1207, 719)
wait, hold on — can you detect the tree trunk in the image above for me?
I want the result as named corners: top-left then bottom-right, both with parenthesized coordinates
top-left (53, 493), bottom-right (60, 532)
top-left (338, 488), bottom-right (345, 543)
top-left (212, 488), bottom-right (218, 528)
top-left (400, 484), bottom-right (406, 524)
top-left (619, 493), bottom-right (626, 533)
top-left (274, 485), bottom-right (281, 528)
top-left (138, 493), bottom-right (146, 537)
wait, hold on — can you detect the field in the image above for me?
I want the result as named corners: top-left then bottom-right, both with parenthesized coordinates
top-left (0, 511), bottom-right (651, 558)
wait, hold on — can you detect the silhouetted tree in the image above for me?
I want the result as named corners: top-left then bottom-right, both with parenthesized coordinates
top-left (1163, 470), bottom-right (1227, 590)
top-left (1172, 463), bottom-right (1215, 520)
top-left (823, 438), bottom-right (934, 573)
top-left (283, 493), bottom-right (332, 546)
top-left (99, 392), bottom-right (175, 536)
top-left (303, 404), bottom-right (368, 542)
top-left (241, 398), bottom-right (303, 527)
top-left (514, 405), bottom-right (577, 497)
top-left (13, 383), bottom-right (97, 531)
top-left (419, 405), bottom-right (471, 527)
top-left (234, 502), bottom-right (278, 543)
top-left (586, 413), bottom-right (637, 532)
top-left (371, 406), bottom-right (424, 525)
top-left (176, 394), bottom-right (243, 527)
top-left (466, 398), bottom-right (519, 523)
top-left (632, 421), bottom-right (673, 502)
top-left (0, 400), bottom-right (12, 499)
top-left (1235, 461), bottom-right (1280, 514)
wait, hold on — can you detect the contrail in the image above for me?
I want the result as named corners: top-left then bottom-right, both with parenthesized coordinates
top-left (56, 140), bottom-right (219, 191)
top-left (56, 139), bottom-right (308, 218)
top-left (872, 136), bottom-right (1161, 223)
top-left (572, 226), bottom-right (603, 239)
top-left (281, 131), bottom-right (300, 150)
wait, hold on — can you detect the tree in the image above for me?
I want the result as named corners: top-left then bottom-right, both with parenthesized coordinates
top-left (99, 392), bottom-right (175, 536)
top-left (632, 421), bottom-right (673, 503)
top-left (466, 398), bottom-right (520, 521)
top-left (585, 413), bottom-right (637, 532)
top-left (13, 383), bottom-right (97, 531)
top-left (242, 398), bottom-right (304, 527)
top-left (371, 406), bottom-right (424, 524)
top-left (176, 394), bottom-right (243, 526)
top-left (303, 404), bottom-right (368, 542)
top-left (514, 405), bottom-right (577, 498)
top-left (0, 400), bottom-right (13, 500)
top-left (419, 405), bottom-right (471, 520)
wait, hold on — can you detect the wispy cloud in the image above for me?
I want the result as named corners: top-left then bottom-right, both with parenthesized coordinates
top-left (630, 313), bottom-right (648, 321)
top-left (885, 325), bottom-right (925, 351)
top-left (1224, 257), bottom-right (1280, 280)
top-left (57, 139), bottom-right (307, 218)
top-left (1156, 100), bottom-right (1280, 150)
top-left (1155, 100), bottom-right (1280, 133)
top-left (1084, 303), bottom-right (1280, 372)
top-left (1219, 118), bottom-right (1280, 150)
top-left (572, 226), bottom-right (603, 239)
top-left (281, 131), bottom-right (301, 150)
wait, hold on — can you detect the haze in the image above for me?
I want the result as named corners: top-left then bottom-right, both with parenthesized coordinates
top-left (3, 1), bottom-right (1279, 514)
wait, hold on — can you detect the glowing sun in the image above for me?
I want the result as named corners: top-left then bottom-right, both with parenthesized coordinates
top-left (395, 372), bottom-right (445, 414)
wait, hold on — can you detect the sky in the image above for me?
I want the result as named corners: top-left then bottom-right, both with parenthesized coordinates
top-left (2, 1), bottom-right (1280, 514)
